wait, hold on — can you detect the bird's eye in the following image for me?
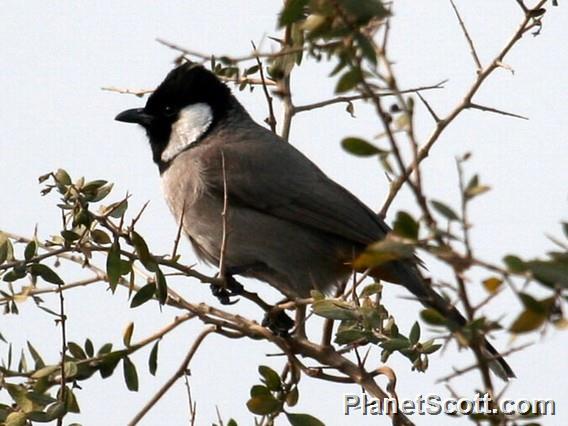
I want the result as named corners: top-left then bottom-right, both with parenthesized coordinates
top-left (163, 105), bottom-right (175, 116)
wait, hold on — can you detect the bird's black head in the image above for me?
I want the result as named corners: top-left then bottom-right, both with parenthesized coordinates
top-left (115, 62), bottom-right (233, 170)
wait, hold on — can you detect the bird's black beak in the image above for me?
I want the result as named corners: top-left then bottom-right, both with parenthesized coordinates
top-left (115, 108), bottom-right (154, 126)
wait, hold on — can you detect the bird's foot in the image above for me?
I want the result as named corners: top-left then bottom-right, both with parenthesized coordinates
top-left (210, 274), bottom-right (244, 305)
top-left (262, 309), bottom-right (295, 337)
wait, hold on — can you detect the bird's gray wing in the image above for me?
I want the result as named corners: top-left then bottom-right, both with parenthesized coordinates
top-left (201, 130), bottom-right (390, 245)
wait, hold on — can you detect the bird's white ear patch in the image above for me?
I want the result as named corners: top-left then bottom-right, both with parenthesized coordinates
top-left (161, 103), bottom-right (213, 163)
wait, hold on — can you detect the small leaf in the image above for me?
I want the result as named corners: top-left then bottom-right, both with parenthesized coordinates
top-left (503, 255), bottom-right (527, 273)
top-left (430, 200), bottom-right (460, 221)
top-left (123, 356), bottom-right (139, 391)
top-left (312, 299), bottom-right (358, 320)
top-left (286, 386), bottom-right (299, 407)
top-left (84, 339), bottom-right (94, 357)
top-left (55, 169), bottom-right (71, 186)
top-left (130, 231), bottom-right (157, 272)
top-left (335, 68), bottom-right (361, 93)
top-left (123, 322), bottom-right (134, 347)
top-left (130, 283), bottom-right (156, 308)
top-left (526, 260), bottom-right (568, 289)
top-left (510, 309), bottom-right (546, 334)
top-left (420, 308), bottom-right (448, 326)
top-left (91, 229), bottom-right (111, 245)
top-left (148, 340), bottom-right (159, 376)
top-left (67, 342), bottom-right (86, 360)
top-left (482, 277), bottom-right (503, 294)
top-left (354, 238), bottom-right (414, 269)
top-left (29, 264), bottom-right (64, 285)
top-left (409, 322), bottom-right (421, 344)
top-left (393, 211), bottom-right (419, 239)
top-left (24, 241), bottom-right (37, 261)
top-left (278, 0), bottom-right (308, 27)
top-left (155, 268), bottom-right (168, 305)
top-left (341, 137), bottom-right (382, 157)
top-left (106, 241), bottom-right (121, 292)
top-left (31, 365), bottom-right (59, 379)
top-left (246, 394), bottom-right (281, 416)
top-left (259, 365), bottom-right (281, 391)
top-left (359, 283), bottom-right (382, 298)
top-left (27, 341), bottom-right (45, 369)
top-left (285, 413), bottom-right (325, 426)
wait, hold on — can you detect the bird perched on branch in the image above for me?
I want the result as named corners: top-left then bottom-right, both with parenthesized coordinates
top-left (115, 61), bottom-right (515, 380)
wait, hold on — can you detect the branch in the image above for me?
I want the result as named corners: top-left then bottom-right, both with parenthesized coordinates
top-left (293, 81), bottom-right (446, 114)
top-left (380, 1), bottom-right (547, 214)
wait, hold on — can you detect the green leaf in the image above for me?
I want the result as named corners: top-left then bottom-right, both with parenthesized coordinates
top-left (84, 339), bottom-right (94, 357)
top-left (526, 260), bottom-right (568, 289)
top-left (259, 365), bottom-right (281, 391)
top-left (250, 385), bottom-right (271, 397)
top-left (67, 342), bottom-right (86, 360)
top-left (430, 200), bottom-right (460, 221)
top-left (393, 211), bottom-right (419, 239)
top-left (503, 255), bottom-right (527, 273)
top-left (155, 268), bottom-right (168, 305)
top-left (420, 308), bottom-right (448, 326)
top-left (29, 264), bottom-right (64, 285)
top-left (286, 386), bottom-right (299, 407)
top-left (106, 199), bottom-right (128, 219)
top-left (91, 229), bottom-right (111, 245)
top-left (31, 365), bottom-right (59, 379)
top-left (227, 420), bottom-right (238, 426)
top-left (354, 238), bottom-right (414, 269)
top-left (246, 394), bottom-right (281, 416)
top-left (380, 337), bottom-right (410, 352)
top-left (278, 0), bottom-right (308, 27)
top-left (510, 309), bottom-right (546, 334)
top-left (359, 283), bottom-right (382, 298)
top-left (285, 413), bottom-right (325, 426)
top-left (130, 231), bottom-right (157, 272)
top-left (130, 283), bottom-right (156, 308)
top-left (149, 340), bottom-right (159, 376)
top-left (27, 341), bottom-right (45, 369)
top-left (335, 68), bottom-right (361, 93)
top-left (123, 356), bottom-right (139, 391)
top-left (312, 299), bottom-right (358, 320)
top-left (334, 328), bottom-right (367, 345)
top-left (341, 137), bottom-right (382, 157)
top-left (106, 241), bottom-right (121, 292)
top-left (55, 169), bottom-right (71, 186)
top-left (24, 241), bottom-right (37, 261)
top-left (409, 322), bottom-right (420, 344)
top-left (3, 268), bottom-right (27, 282)
top-left (98, 351), bottom-right (123, 378)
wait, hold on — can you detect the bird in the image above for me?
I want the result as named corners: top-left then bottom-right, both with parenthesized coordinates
top-left (115, 61), bottom-right (515, 380)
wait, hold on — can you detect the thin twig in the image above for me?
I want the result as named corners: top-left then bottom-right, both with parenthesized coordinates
top-left (251, 41), bottom-right (277, 133)
top-left (449, 0), bottom-right (483, 71)
top-left (218, 151), bottom-right (229, 279)
top-left (469, 103), bottom-right (529, 120)
top-left (128, 326), bottom-right (216, 426)
top-left (56, 282), bottom-right (67, 426)
top-left (436, 342), bottom-right (533, 383)
top-left (293, 82), bottom-right (446, 113)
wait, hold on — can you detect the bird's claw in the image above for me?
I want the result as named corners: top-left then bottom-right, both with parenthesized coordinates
top-left (210, 275), bottom-right (244, 305)
top-left (262, 309), bottom-right (295, 337)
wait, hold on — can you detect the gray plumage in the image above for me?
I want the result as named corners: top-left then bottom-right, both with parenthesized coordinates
top-left (115, 62), bottom-right (515, 380)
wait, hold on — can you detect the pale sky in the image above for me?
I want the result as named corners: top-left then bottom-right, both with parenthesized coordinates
top-left (1, 1), bottom-right (567, 425)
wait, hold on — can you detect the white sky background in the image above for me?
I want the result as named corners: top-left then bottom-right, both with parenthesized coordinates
top-left (1, 1), bottom-right (567, 425)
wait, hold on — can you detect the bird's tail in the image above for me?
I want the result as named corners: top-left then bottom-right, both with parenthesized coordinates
top-left (373, 260), bottom-right (516, 381)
